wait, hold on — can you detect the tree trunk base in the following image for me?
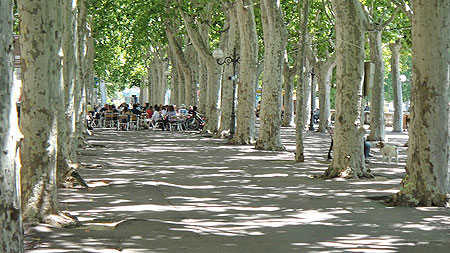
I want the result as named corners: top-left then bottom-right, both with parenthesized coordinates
top-left (254, 141), bottom-right (286, 151)
top-left (294, 152), bottom-right (304, 162)
top-left (320, 166), bottom-right (374, 179)
top-left (366, 135), bottom-right (383, 142)
top-left (228, 138), bottom-right (255, 145)
top-left (385, 192), bottom-right (450, 207)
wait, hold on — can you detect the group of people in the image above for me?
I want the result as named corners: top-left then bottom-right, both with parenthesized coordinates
top-left (87, 102), bottom-right (198, 131)
top-left (148, 104), bottom-right (198, 130)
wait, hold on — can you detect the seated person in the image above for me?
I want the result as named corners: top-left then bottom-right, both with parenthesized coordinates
top-left (163, 105), bottom-right (177, 129)
top-left (151, 107), bottom-right (162, 122)
top-left (188, 105), bottom-right (198, 116)
top-left (131, 104), bottom-right (141, 115)
top-left (146, 106), bottom-right (154, 119)
top-left (86, 102), bottom-right (95, 116)
top-left (178, 104), bottom-right (189, 116)
top-left (100, 104), bottom-right (109, 113)
top-left (118, 102), bottom-right (129, 112)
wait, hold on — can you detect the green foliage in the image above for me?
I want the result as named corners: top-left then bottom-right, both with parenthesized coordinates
top-left (308, 0), bottom-right (335, 59)
top-left (86, 0), bottom-right (167, 91)
top-left (13, 1), bottom-right (19, 33)
top-left (85, 0), bottom-right (413, 104)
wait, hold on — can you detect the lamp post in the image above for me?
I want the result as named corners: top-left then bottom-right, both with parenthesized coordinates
top-left (309, 68), bottom-right (316, 131)
top-left (213, 47), bottom-right (240, 139)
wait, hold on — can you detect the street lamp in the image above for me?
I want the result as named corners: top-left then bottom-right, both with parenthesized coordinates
top-left (400, 74), bottom-right (407, 83)
top-left (213, 47), bottom-right (240, 139)
top-left (309, 68), bottom-right (316, 131)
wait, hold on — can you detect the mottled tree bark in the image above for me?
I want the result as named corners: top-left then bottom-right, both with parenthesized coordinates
top-left (19, 0), bottom-right (78, 226)
top-left (181, 13), bottom-right (220, 133)
top-left (218, 3), bottom-right (236, 135)
top-left (57, 0), bottom-right (79, 184)
top-left (185, 39), bottom-right (198, 106)
top-left (0, 0), bottom-right (24, 250)
top-left (295, 0), bottom-right (310, 161)
top-left (315, 56), bottom-right (336, 133)
top-left (232, 0), bottom-right (258, 144)
top-left (198, 59), bottom-right (208, 113)
top-left (390, 41), bottom-right (403, 132)
top-left (255, 0), bottom-right (287, 151)
top-left (75, 0), bottom-right (89, 150)
top-left (322, 0), bottom-right (372, 179)
top-left (282, 60), bottom-right (295, 127)
top-left (367, 30), bottom-right (385, 141)
top-left (387, 0), bottom-right (449, 207)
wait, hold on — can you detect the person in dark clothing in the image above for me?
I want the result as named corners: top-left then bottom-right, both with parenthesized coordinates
top-left (131, 104), bottom-right (141, 115)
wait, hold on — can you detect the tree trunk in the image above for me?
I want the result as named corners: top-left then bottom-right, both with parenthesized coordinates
top-left (147, 65), bottom-right (154, 104)
top-left (166, 24), bottom-right (196, 106)
top-left (19, 0), bottom-right (77, 226)
top-left (168, 52), bottom-right (179, 105)
top-left (367, 30), bottom-right (385, 141)
top-left (303, 60), bottom-right (312, 128)
top-left (282, 61), bottom-right (294, 127)
top-left (154, 57), bottom-right (162, 104)
top-left (295, 0), bottom-right (310, 161)
top-left (231, 0), bottom-right (258, 144)
top-left (218, 3), bottom-right (236, 135)
top-left (176, 62), bottom-right (185, 106)
top-left (185, 39), bottom-right (198, 106)
top-left (316, 56), bottom-right (336, 133)
top-left (158, 59), bottom-right (168, 104)
top-left (387, 0), bottom-right (449, 207)
top-left (151, 60), bottom-right (159, 104)
top-left (76, 1), bottom-right (89, 149)
top-left (323, 0), bottom-right (372, 179)
top-left (57, 0), bottom-right (79, 184)
top-left (390, 41), bottom-right (403, 132)
top-left (85, 19), bottom-right (94, 105)
top-left (255, 0), bottom-right (287, 151)
top-left (0, 0), bottom-right (24, 250)
top-left (182, 13), bottom-right (220, 133)
top-left (198, 59), bottom-right (207, 113)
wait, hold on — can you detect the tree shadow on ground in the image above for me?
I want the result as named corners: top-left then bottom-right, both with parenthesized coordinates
top-left (24, 127), bottom-right (450, 252)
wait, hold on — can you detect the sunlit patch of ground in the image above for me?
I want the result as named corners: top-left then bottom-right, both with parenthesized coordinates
top-left (24, 126), bottom-right (450, 252)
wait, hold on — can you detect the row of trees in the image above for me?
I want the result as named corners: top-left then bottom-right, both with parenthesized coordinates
top-left (0, 0), bottom-right (448, 251)
top-left (90, 0), bottom-right (412, 146)
top-left (1, 0), bottom-right (93, 251)
top-left (88, 0), bottom-right (450, 206)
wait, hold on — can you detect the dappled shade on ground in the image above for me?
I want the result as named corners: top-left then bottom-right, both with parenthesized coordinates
top-left (24, 127), bottom-right (450, 252)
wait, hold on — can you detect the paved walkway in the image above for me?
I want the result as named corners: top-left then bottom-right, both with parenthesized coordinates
top-left (25, 127), bottom-right (450, 252)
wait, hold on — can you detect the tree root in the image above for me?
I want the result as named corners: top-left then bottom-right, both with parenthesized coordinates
top-left (42, 212), bottom-right (80, 228)
top-left (319, 167), bottom-right (374, 180)
top-left (385, 192), bottom-right (450, 207)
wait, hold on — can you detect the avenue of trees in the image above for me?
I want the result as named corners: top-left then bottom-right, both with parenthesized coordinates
top-left (0, 0), bottom-right (448, 251)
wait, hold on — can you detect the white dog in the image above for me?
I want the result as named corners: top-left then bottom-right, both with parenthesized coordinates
top-left (377, 142), bottom-right (398, 165)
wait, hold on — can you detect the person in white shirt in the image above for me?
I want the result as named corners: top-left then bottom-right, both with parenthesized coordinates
top-left (151, 107), bottom-right (162, 122)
